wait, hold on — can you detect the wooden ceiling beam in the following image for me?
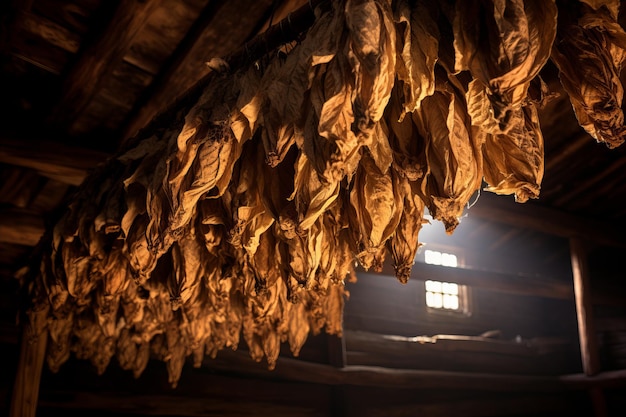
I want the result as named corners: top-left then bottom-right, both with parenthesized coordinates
top-left (15, 11), bottom-right (81, 55)
top-left (47, 0), bottom-right (163, 133)
top-left (119, 0), bottom-right (270, 143)
top-left (405, 262), bottom-right (573, 300)
top-left (0, 137), bottom-right (110, 185)
top-left (0, 207), bottom-right (44, 246)
top-left (468, 191), bottom-right (626, 248)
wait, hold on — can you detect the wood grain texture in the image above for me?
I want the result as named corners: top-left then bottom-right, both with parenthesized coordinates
top-left (48, 0), bottom-right (164, 132)
top-left (0, 208), bottom-right (44, 246)
top-left (16, 11), bottom-right (81, 53)
top-left (119, 0), bottom-right (275, 142)
top-left (9, 328), bottom-right (48, 417)
top-left (0, 137), bottom-right (110, 185)
top-left (570, 238), bottom-right (601, 376)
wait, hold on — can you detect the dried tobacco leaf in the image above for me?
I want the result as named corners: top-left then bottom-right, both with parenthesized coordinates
top-left (455, 0), bottom-right (557, 133)
top-left (394, 0), bottom-right (439, 117)
top-left (412, 72), bottom-right (483, 233)
top-left (482, 101), bottom-right (545, 202)
top-left (551, 0), bottom-right (626, 148)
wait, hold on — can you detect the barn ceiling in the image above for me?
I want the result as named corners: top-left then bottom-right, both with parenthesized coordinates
top-left (1, 0), bottom-right (626, 388)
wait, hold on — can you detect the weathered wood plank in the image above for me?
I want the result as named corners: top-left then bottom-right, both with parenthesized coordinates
top-left (570, 238), bottom-right (601, 376)
top-left (349, 393), bottom-right (575, 417)
top-left (38, 391), bottom-right (326, 417)
top-left (0, 208), bottom-right (44, 246)
top-left (119, 0), bottom-right (274, 142)
top-left (559, 369), bottom-right (626, 389)
top-left (8, 30), bottom-right (70, 74)
top-left (379, 260), bottom-right (574, 300)
top-left (9, 327), bottom-right (48, 417)
top-left (344, 330), bottom-right (578, 376)
top-left (205, 349), bottom-right (565, 392)
top-left (48, 0), bottom-right (164, 132)
top-left (0, 137), bottom-right (110, 185)
top-left (15, 11), bottom-right (81, 53)
top-left (123, 0), bottom-right (207, 75)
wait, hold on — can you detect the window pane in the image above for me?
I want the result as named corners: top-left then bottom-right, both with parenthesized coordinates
top-left (424, 250), bottom-right (442, 265)
top-left (426, 292), bottom-right (443, 308)
top-left (425, 280), bottom-right (441, 293)
top-left (443, 294), bottom-right (459, 310)
top-left (441, 253), bottom-right (458, 267)
top-left (442, 282), bottom-right (458, 295)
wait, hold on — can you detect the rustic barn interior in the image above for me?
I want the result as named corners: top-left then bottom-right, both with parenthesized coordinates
top-left (1, 0), bottom-right (626, 416)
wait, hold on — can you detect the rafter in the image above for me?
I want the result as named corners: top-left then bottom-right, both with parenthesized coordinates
top-left (0, 137), bottom-right (109, 185)
top-left (47, 0), bottom-right (163, 133)
top-left (119, 0), bottom-right (268, 143)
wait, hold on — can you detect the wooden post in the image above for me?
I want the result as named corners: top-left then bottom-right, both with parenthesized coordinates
top-left (570, 237), bottom-right (606, 417)
top-left (570, 237), bottom-right (600, 376)
top-left (9, 325), bottom-right (48, 417)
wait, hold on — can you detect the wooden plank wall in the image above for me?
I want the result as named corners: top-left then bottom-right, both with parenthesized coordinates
top-left (344, 272), bottom-right (579, 342)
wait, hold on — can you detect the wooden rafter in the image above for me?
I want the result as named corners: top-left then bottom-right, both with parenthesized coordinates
top-left (0, 207), bottom-right (44, 246)
top-left (0, 137), bottom-right (110, 185)
top-left (47, 0), bottom-right (163, 133)
top-left (119, 0), bottom-right (273, 143)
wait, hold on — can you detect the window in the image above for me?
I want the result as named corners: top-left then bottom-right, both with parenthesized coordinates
top-left (425, 280), bottom-right (460, 310)
top-left (421, 247), bottom-right (470, 315)
top-left (424, 249), bottom-right (458, 267)
top-left (424, 279), bottom-right (470, 315)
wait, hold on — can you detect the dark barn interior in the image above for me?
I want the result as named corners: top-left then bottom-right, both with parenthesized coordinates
top-left (1, 0), bottom-right (626, 416)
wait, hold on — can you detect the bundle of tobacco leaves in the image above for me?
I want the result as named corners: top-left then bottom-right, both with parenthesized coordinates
top-left (23, 0), bottom-right (625, 387)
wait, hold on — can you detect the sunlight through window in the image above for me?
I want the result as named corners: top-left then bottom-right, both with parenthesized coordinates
top-left (425, 279), bottom-right (467, 313)
top-left (424, 249), bottom-right (458, 267)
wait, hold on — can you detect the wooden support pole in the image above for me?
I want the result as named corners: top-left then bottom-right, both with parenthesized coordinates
top-left (570, 237), bottom-right (606, 417)
top-left (570, 238), bottom-right (600, 376)
top-left (9, 326), bottom-right (48, 417)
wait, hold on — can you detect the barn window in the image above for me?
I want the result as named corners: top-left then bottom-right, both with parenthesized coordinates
top-left (424, 249), bottom-right (458, 267)
top-left (423, 249), bottom-right (470, 315)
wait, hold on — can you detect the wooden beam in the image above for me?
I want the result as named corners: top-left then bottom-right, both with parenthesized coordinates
top-left (9, 327), bottom-right (48, 417)
top-left (360, 394), bottom-right (574, 417)
top-left (119, 0), bottom-right (268, 143)
top-left (0, 137), bottom-right (110, 185)
top-left (343, 330), bottom-right (577, 376)
top-left (206, 349), bottom-right (564, 392)
top-left (570, 238), bottom-right (600, 376)
top-left (559, 369), bottom-right (626, 389)
top-left (47, 0), bottom-right (163, 133)
top-left (468, 191), bottom-right (626, 248)
top-left (15, 11), bottom-right (81, 54)
top-left (377, 260), bottom-right (574, 300)
top-left (37, 390), bottom-right (324, 417)
top-left (0, 208), bottom-right (44, 246)
top-left (119, 0), bottom-right (324, 145)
